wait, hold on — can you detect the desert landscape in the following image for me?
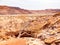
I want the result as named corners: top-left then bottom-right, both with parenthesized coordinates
top-left (0, 6), bottom-right (60, 45)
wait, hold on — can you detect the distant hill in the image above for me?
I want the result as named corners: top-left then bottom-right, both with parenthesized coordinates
top-left (0, 6), bottom-right (60, 15)
top-left (30, 9), bottom-right (60, 14)
top-left (0, 6), bottom-right (32, 14)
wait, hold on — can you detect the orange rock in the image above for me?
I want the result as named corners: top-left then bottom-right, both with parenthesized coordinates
top-left (0, 38), bottom-right (26, 45)
top-left (44, 37), bottom-right (56, 43)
